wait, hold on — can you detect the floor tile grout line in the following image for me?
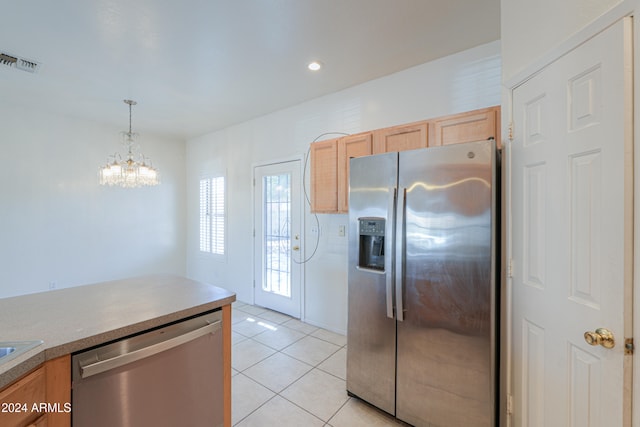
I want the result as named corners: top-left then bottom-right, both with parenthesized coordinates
top-left (325, 395), bottom-right (353, 426)
top-left (232, 314), bottom-right (346, 347)
top-left (233, 327), bottom-right (315, 355)
top-left (233, 302), bottom-right (346, 337)
top-left (231, 371), bottom-right (325, 426)
top-left (234, 336), bottom-right (349, 423)
top-left (243, 358), bottom-right (313, 395)
top-left (234, 335), bottom-right (336, 376)
top-left (233, 314), bottom-right (320, 337)
top-left (232, 312), bottom-right (346, 371)
top-left (235, 344), bottom-right (314, 377)
top-left (315, 363), bottom-right (347, 383)
top-left (275, 384), bottom-right (341, 425)
top-left (232, 304), bottom-right (350, 426)
top-left (232, 369), bottom-right (330, 426)
top-left (248, 355), bottom-right (345, 425)
top-left (231, 373), bottom-right (271, 426)
top-left (233, 327), bottom-right (345, 359)
top-left (280, 341), bottom-right (342, 369)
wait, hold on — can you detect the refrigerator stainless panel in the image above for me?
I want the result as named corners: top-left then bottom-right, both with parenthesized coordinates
top-left (396, 140), bottom-right (496, 426)
top-left (346, 151), bottom-right (397, 415)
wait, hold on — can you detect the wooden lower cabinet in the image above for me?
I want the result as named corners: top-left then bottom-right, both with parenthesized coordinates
top-left (27, 414), bottom-right (47, 427)
top-left (0, 355), bottom-right (69, 427)
top-left (0, 366), bottom-right (46, 427)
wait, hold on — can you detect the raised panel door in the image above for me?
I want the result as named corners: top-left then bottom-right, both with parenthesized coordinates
top-left (0, 367), bottom-right (46, 427)
top-left (338, 132), bottom-right (372, 212)
top-left (511, 19), bottom-right (630, 427)
top-left (430, 107), bottom-right (500, 147)
top-left (27, 414), bottom-right (47, 427)
top-left (373, 121), bottom-right (428, 154)
top-left (310, 138), bottom-right (339, 213)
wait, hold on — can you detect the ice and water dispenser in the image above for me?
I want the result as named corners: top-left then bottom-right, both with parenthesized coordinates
top-left (357, 218), bottom-right (385, 271)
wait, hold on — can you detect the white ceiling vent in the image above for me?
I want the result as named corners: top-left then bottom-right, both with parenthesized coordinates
top-left (0, 51), bottom-right (41, 73)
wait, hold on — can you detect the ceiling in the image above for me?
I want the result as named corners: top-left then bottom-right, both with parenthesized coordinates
top-left (0, 0), bottom-right (500, 140)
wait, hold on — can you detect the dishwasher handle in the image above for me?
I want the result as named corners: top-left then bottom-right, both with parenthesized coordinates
top-left (79, 319), bottom-right (222, 379)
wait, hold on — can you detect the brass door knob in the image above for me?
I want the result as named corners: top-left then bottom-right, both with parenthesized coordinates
top-left (292, 245), bottom-right (300, 251)
top-left (584, 328), bottom-right (615, 349)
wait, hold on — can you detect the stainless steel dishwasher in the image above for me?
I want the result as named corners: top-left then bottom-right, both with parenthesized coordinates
top-left (72, 310), bottom-right (223, 427)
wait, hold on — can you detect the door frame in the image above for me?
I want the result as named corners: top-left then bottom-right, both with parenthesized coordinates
top-left (502, 7), bottom-right (636, 427)
top-left (252, 155), bottom-right (305, 319)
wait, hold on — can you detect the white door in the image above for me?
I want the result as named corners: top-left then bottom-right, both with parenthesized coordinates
top-left (253, 160), bottom-right (303, 318)
top-left (511, 19), bottom-right (632, 426)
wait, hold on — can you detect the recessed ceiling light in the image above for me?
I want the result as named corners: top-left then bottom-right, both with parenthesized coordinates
top-left (308, 61), bottom-right (322, 71)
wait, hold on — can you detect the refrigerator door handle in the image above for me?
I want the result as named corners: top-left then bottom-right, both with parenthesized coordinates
top-left (385, 188), bottom-right (396, 319)
top-left (395, 186), bottom-right (406, 322)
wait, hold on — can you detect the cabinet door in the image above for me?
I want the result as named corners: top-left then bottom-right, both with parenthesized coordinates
top-left (338, 133), bottom-right (372, 212)
top-left (310, 138), bottom-right (339, 213)
top-left (373, 121), bottom-right (428, 153)
top-left (0, 367), bottom-right (46, 427)
top-left (430, 106), bottom-right (500, 147)
top-left (27, 414), bottom-right (47, 427)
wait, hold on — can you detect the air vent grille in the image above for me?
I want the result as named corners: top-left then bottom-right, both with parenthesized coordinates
top-left (0, 51), bottom-right (41, 73)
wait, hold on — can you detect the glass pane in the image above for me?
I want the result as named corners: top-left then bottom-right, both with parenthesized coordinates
top-left (263, 173), bottom-right (291, 298)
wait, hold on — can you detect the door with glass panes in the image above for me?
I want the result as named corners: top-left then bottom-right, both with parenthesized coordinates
top-left (253, 160), bottom-right (302, 318)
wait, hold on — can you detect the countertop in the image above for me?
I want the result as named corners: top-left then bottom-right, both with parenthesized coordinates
top-left (0, 275), bottom-right (235, 388)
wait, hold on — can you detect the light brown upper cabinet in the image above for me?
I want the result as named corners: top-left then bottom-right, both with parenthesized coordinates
top-left (309, 106), bottom-right (500, 213)
top-left (373, 121), bottom-right (429, 153)
top-left (429, 106), bottom-right (501, 148)
top-left (337, 132), bottom-right (373, 212)
top-left (310, 138), bottom-right (339, 213)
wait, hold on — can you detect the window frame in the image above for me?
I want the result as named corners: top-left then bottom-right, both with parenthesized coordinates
top-left (199, 175), bottom-right (226, 257)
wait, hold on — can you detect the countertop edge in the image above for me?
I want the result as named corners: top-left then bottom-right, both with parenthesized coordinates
top-left (0, 277), bottom-right (236, 390)
top-left (0, 351), bottom-right (46, 390)
top-left (45, 295), bottom-right (236, 359)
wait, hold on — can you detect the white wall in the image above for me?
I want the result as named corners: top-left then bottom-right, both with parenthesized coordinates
top-left (0, 105), bottom-right (186, 298)
top-left (186, 41), bottom-right (502, 333)
top-left (500, 0), bottom-right (624, 81)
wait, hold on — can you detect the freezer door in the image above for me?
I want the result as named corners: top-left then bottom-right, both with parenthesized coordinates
top-left (346, 151), bottom-right (398, 415)
top-left (396, 140), bottom-right (497, 427)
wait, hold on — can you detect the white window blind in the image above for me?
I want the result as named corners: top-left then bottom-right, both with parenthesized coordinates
top-left (199, 176), bottom-right (225, 255)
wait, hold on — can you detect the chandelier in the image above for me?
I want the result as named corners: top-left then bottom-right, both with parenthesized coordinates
top-left (98, 99), bottom-right (159, 188)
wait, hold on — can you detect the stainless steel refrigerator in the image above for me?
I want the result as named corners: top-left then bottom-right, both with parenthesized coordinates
top-left (346, 139), bottom-right (499, 427)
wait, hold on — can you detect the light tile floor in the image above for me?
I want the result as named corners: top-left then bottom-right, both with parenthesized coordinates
top-left (231, 301), bottom-right (407, 426)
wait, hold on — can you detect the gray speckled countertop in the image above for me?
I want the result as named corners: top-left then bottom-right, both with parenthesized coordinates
top-left (0, 275), bottom-right (235, 388)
